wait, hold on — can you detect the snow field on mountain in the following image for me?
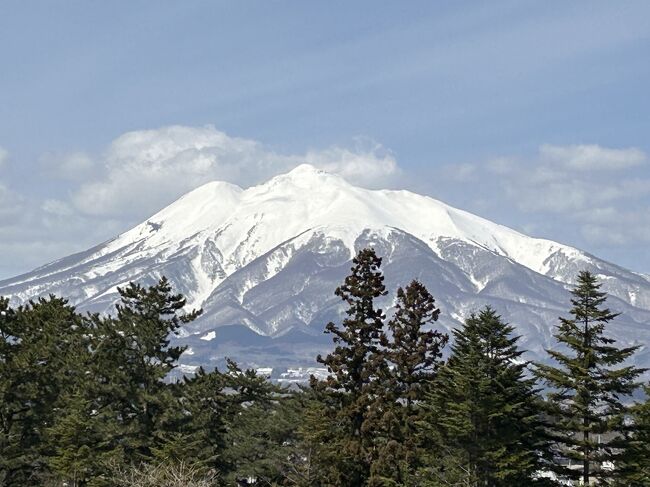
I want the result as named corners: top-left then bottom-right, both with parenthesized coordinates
top-left (98, 164), bottom-right (587, 304)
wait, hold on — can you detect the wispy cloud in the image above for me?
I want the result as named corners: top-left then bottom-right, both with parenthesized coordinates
top-left (69, 125), bottom-right (400, 218)
top-left (0, 126), bottom-right (401, 277)
top-left (40, 151), bottom-right (95, 181)
top-left (1, 132), bottom-right (649, 279)
top-left (539, 144), bottom-right (646, 171)
top-left (441, 144), bottom-right (650, 249)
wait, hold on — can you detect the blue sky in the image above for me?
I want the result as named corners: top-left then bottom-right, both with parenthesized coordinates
top-left (1, 1), bottom-right (649, 278)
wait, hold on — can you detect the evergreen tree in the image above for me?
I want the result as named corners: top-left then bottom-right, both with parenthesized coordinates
top-left (155, 366), bottom-right (231, 470)
top-left (45, 388), bottom-right (116, 486)
top-left (370, 280), bottom-right (448, 485)
top-left (222, 385), bottom-right (296, 485)
top-left (535, 271), bottom-right (645, 485)
top-left (278, 389), bottom-right (328, 487)
top-left (36, 278), bottom-right (201, 485)
top-left (616, 385), bottom-right (650, 486)
top-left (422, 307), bottom-right (551, 486)
top-left (84, 278), bottom-right (201, 477)
top-left (42, 311), bottom-right (130, 487)
top-left (384, 280), bottom-right (446, 408)
top-left (309, 247), bottom-right (388, 486)
top-left (0, 295), bottom-right (89, 485)
top-left (0, 296), bottom-right (18, 486)
top-left (152, 356), bottom-right (289, 486)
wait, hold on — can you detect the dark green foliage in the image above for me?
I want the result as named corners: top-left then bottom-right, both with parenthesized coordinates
top-left (163, 359), bottom-right (283, 482)
top-left (91, 277), bottom-right (201, 465)
top-left (0, 278), bottom-right (204, 486)
top-left (41, 277), bottom-right (202, 486)
top-left (317, 248), bottom-right (388, 395)
top-left (152, 359), bottom-right (305, 486)
top-left (2, 262), bottom-right (650, 487)
top-left (536, 271), bottom-right (645, 485)
top-left (384, 280), bottom-right (445, 407)
top-left (45, 389), bottom-right (116, 485)
top-left (280, 389), bottom-right (337, 487)
top-left (370, 280), bottom-right (447, 485)
top-left (0, 295), bottom-right (90, 485)
top-left (310, 247), bottom-right (388, 486)
top-left (0, 296), bottom-right (18, 485)
top-left (155, 366), bottom-right (231, 469)
top-left (0, 276), bottom-right (294, 486)
top-left (618, 385), bottom-right (650, 485)
top-left (222, 386), bottom-right (299, 485)
top-left (422, 307), bottom-right (552, 486)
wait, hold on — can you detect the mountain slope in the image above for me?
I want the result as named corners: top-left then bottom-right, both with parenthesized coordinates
top-left (1, 164), bottom-right (649, 369)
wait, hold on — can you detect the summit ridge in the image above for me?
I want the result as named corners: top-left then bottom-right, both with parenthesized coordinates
top-left (1, 165), bottom-right (649, 369)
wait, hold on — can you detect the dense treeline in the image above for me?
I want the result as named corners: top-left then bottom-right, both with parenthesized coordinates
top-left (1, 248), bottom-right (649, 486)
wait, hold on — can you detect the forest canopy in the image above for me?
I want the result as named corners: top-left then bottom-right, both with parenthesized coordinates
top-left (0, 249), bottom-right (648, 486)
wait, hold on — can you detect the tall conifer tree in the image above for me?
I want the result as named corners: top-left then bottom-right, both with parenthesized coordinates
top-left (422, 307), bottom-right (551, 486)
top-left (370, 280), bottom-right (447, 485)
top-left (0, 296), bottom-right (89, 485)
top-left (310, 247), bottom-right (388, 486)
top-left (535, 271), bottom-right (645, 485)
top-left (89, 278), bottom-right (201, 469)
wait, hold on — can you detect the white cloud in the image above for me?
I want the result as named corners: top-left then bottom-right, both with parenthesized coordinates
top-left (511, 178), bottom-right (650, 214)
top-left (42, 199), bottom-right (76, 218)
top-left (4, 133), bottom-right (649, 278)
top-left (0, 183), bottom-right (124, 278)
top-left (478, 144), bottom-right (650, 215)
top-left (0, 126), bottom-right (400, 277)
top-left (539, 144), bottom-right (646, 171)
top-left (486, 157), bottom-right (516, 175)
top-left (577, 206), bottom-right (650, 246)
top-left (70, 125), bottom-right (400, 217)
top-left (40, 151), bottom-right (95, 180)
top-left (0, 183), bottom-right (25, 222)
top-left (303, 139), bottom-right (399, 184)
top-left (451, 143), bottom-right (650, 248)
top-left (440, 162), bottom-right (477, 182)
top-left (409, 143), bottom-right (650, 255)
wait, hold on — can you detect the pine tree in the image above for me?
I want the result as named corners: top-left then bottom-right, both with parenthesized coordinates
top-left (0, 296), bottom-right (18, 486)
top-left (116, 277), bottom-right (200, 458)
top-left (309, 247), bottom-right (388, 486)
top-left (370, 280), bottom-right (448, 485)
top-left (385, 280), bottom-right (446, 409)
top-left (616, 384), bottom-right (650, 486)
top-left (421, 307), bottom-right (551, 486)
top-left (88, 278), bottom-right (202, 472)
top-left (0, 295), bottom-right (89, 485)
top-left (151, 355), bottom-right (291, 486)
top-left (535, 271), bottom-right (645, 485)
top-left (155, 366), bottom-right (230, 470)
top-left (32, 278), bottom-right (202, 485)
top-left (222, 386), bottom-right (295, 485)
top-left (45, 389), bottom-right (116, 486)
top-left (277, 390), bottom-right (327, 487)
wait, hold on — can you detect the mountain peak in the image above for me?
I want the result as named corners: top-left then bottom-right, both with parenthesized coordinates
top-left (3, 164), bottom-right (650, 370)
top-left (266, 164), bottom-right (346, 189)
top-left (286, 163), bottom-right (325, 177)
top-left (103, 164), bottom-right (583, 281)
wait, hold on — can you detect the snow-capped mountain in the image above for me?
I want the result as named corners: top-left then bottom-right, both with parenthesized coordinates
top-left (1, 164), bottom-right (649, 369)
